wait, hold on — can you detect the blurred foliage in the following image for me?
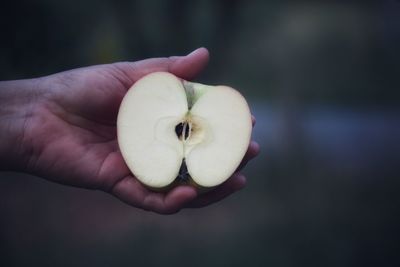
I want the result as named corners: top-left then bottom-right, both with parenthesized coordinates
top-left (1, 0), bottom-right (399, 105)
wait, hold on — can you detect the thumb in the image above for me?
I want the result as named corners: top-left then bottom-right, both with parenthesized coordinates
top-left (113, 47), bottom-right (210, 83)
top-left (168, 47), bottom-right (210, 80)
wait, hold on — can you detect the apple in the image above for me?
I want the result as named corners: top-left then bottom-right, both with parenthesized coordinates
top-left (117, 72), bottom-right (252, 191)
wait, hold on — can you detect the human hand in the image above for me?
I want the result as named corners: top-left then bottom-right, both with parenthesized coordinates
top-left (0, 48), bottom-right (259, 214)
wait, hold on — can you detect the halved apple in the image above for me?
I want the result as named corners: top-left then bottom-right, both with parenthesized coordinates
top-left (117, 72), bottom-right (252, 190)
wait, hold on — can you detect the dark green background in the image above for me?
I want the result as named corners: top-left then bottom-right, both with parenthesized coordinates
top-left (1, 1), bottom-right (399, 266)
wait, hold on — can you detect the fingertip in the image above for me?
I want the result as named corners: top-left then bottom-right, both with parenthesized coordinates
top-left (170, 47), bottom-right (210, 80)
top-left (251, 115), bottom-right (256, 126)
top-left (232, 173), bottom-right (247, 191)
top-left (250, 141), bottom-right (260, 157)
top-left (187, 47), bottom-right (210, 58)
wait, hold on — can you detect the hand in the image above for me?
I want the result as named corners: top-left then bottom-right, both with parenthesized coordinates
top-left (0, 48), bottom-right (259, 214)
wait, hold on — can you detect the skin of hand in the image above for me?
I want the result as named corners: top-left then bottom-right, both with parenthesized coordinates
top-left (0, 48), bottom-right (259, 214)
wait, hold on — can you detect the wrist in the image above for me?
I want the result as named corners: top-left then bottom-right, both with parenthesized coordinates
top-left (0, 78), bottom-right (45, 172)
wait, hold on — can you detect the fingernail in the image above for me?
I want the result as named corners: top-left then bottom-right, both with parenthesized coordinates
top-left (187, 47), bottom-right (207, 57)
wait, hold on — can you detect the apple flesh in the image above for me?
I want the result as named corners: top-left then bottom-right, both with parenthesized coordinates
top-left (117, 72), bottom-right (252, 190)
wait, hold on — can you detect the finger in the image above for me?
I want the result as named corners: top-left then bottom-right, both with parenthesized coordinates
top-left (115, 47), bottom-right (209, 83)
top-left (168, 47), bottom-right (209, 80)
top-left (111, 176), bottom-right (197, 214)
top-left (186, 173), bottom-right (246, 208)
top-left (111, 175), bottom-right (149, 208)
top-left (245, 141), bottom-right (260, 161)
top-left (237, 141), bottom-right (260, 171)
top-left (143, 186), bottom-right (197, 214)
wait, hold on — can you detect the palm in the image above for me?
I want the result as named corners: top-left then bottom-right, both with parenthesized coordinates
top-left (27, 49), bottom-right (259, 214)
top-left (31, 64), bottom-right (131, 190)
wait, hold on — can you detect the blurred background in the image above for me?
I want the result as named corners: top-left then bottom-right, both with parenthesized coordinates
top-left (1, 1), bottom-right (399, 266)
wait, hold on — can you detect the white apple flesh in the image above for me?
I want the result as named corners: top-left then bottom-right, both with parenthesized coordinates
top-left (117, 72), bottom-right (252, 190)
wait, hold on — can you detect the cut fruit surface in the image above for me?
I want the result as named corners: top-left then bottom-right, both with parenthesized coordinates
top-left (117, 72), bottom-right (252, 189)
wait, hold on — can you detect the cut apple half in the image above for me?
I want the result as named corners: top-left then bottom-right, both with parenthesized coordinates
top-left (117, 72), bottom-right (252, 190)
